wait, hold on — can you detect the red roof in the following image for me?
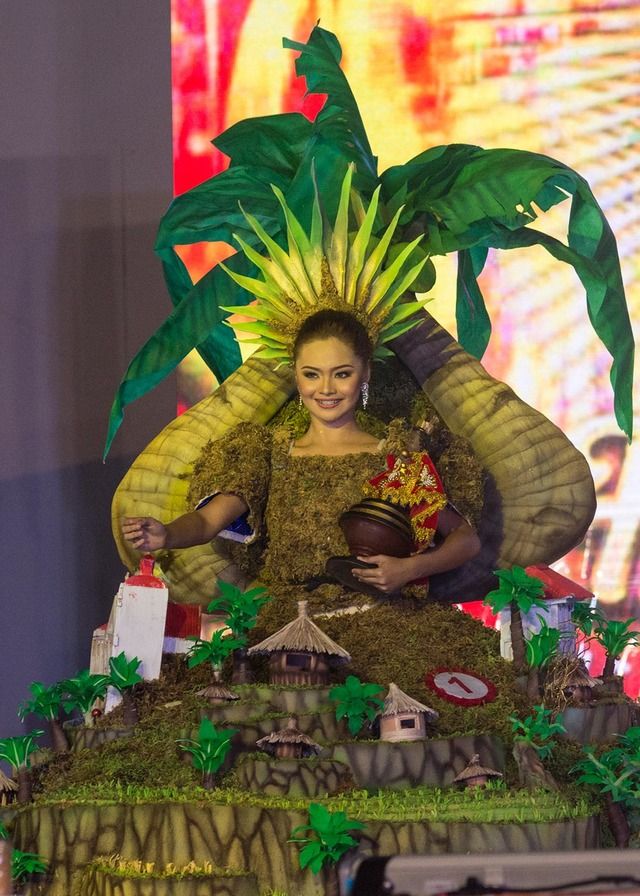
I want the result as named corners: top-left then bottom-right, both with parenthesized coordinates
top-left (164, 602), bottom-right (202, 638)
top-left (525, 565), bottom-right (594, 602)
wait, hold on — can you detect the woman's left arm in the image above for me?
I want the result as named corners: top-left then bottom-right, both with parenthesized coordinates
top-left (354, 507), bottom-right (480, 594)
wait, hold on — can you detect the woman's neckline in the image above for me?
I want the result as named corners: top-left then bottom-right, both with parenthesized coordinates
top-left (288, 437), bottom-right (386, 459)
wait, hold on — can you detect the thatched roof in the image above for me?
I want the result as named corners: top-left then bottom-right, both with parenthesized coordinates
top-left (196, 683), bottom-right (240, 701)
top-left (565, 665), bottom-right (602, 688)
top-left (380, 682), bottom-right (439, 720)
top-left (256, 717), bottom-right (322, 754)
top-left (453, 754), bottom-right (503, 784)
top-left (248, 601), bottom-right (351, 661)
top-left (0, 769), bottom-right (17, 793)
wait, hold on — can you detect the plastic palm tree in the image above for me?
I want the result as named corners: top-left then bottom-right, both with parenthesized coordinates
top-left (61, 669), bottom-right (110, 726)
top-left (510, 706), bottom-right (565, 792)
top-left (593, 618), bottom-right (640, 681)
top-left (18, 681), bottom-right (68, 754)
top-left (206, 581), bottom-right (271, 683)
top-left (187, 629), bottom-right (246, 699)
top-left (0, 731), bottom-right (44, 803)
top-left (572, 727), bottom-right (640, 847)
top-left (108, 652), bottom-right (143, 727)
top-left (484, 566), bottom-right (547, 676)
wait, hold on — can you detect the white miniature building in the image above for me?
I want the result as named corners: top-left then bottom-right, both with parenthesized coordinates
top-left (90, 556), bottom-right (169, 712)
top-left (499, 564), bottom-right (594, 662)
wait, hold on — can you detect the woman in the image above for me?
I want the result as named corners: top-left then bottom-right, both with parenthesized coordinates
top-left (123, 309), bottom-right (480, 600)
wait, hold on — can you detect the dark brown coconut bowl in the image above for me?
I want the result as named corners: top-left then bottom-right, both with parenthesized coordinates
top-left (324, 499), bottom-right (415, 598)
top-left (339, 498), bottom-right (414, 558)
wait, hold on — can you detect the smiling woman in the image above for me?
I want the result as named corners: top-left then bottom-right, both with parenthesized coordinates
top-left (123, 307), bottom-right (480, 601)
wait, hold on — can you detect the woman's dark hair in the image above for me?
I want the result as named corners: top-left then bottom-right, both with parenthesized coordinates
top-left (293, 310), bottom-right (372, 364)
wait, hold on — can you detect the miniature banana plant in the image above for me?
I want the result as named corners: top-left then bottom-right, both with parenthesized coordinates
top-left (176, 718), bottom-right (237, 789)
top-left (290, 802), bottom-right (364, 896)
top-left (329, 675), bottom-right (384, 737)
top-left (206, 582), bottom-right (271, 683)
top-left (18, 681), bottom-right (68, 754)
top-left (0, 731), bottom-right (44, 803)
top-left (572, 727), bottom-right (640, 847)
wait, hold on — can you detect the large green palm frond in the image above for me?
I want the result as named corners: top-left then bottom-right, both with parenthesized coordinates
top-left (105, 24), bottom-right (633, 458)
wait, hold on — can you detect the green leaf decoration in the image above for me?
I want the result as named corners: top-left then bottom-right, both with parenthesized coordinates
top-left (289, 802), bottom-right (364, 872)
top-left (329, 675), bottom-right (384, 736)
top-left (108, 652), bottom-right (143, 694)
top-left (0, 731), bottom-right (44, 772)
top-left (593, 618), bottom-right (640, 660)
top-left (205, 582), bottom-right (271, 637)
top-left (572, 603), bottom-right (605, 637)
top-left (11, 849), bottom-right (48, 883)
top-left (525, 622), bottom-right (561, 669)
top-left (510, 705), bottom-right (565, 759)
top-left (176, 719), bottom-right (237, 776)
top-left (484, 565), bottom-right (547, 615)
top-left (186, 629), bottom-right (246, 670)
top-left (18, 681), bottom-right (64, 723)
top-left (105, 25), bottom-right (634, 454)
top-left (60, 669), bottom-right (110, 715)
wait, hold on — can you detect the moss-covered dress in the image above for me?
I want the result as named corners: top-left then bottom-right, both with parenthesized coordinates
top-left (190, 421), bottom-right (447, 603)
top-left (188, 421), bottom-right (513, 728)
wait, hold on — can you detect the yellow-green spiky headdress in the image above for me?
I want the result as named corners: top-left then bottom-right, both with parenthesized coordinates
top-left (220, 165), bottom-right (430, 362)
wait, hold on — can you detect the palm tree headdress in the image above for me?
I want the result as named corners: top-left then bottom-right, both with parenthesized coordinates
top-left (220, 166), bottom-right (429, 363)
top-left (111, 25), bottom-right (634, 606)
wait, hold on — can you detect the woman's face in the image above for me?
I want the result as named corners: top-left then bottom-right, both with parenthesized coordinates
top-left (295, 336), bottom-right (369, 426)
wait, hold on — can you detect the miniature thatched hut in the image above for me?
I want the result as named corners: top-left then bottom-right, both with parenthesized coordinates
top-left (248, 601), bottom-right (351, 686)
top-left (453, 754), bottom-right (503, 788)
top-left (256, 716), bottom-right (322, 759)
top-left (0, 769), bottom-right (18, 806)
top-left (379, 682), bottom-right (438, 742)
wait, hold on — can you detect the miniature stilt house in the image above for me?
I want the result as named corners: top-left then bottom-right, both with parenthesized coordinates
top-left (453, 754), bottom-right (503, 788)
top-left (379, 682), bottom-right (439, 742)
top-left (247, 600), bottom-right (351, 686)
top-left (256, 717), bottom-right (322, 759)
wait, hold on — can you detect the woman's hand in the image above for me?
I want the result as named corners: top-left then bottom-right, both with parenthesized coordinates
top-left (122, 516), bottom-right (167, 552)
top-left (352, 554), bottom-right (418, 594)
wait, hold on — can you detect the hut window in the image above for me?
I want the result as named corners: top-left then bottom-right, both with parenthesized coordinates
top-left (400, 718), bottom-right (416, 729)
top-left (285, 653), bottom-right (312, 670)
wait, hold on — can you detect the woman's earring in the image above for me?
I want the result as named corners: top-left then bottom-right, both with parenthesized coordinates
top-left (361, 382), bottom-right (369, 409)
top-left (298, 394), bottom-right (303, 408)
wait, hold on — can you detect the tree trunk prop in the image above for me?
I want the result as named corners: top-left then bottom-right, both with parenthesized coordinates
top-left (49, 719), bottom-right (69, 754)
top-left (121, 690), bottom-right (139, 728)
top-left (512, 741), bottom-right (559, 792)
top-left (17, 767), bottom-right (32, 804)
top-left (604, 793), bottom-right (630, 848)
top-left (232, 648), bottom-right (254, 685)
top-left (111, 311), bottom-right (595, 605)
top-left (322, 865), bottom-right (341, 896)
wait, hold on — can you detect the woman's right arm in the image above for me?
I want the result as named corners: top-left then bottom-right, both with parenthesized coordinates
top-left (122, 493), bottom-right (249, 552)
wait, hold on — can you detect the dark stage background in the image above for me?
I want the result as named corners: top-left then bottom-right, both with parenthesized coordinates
top-left (1, 2), bottom-right (174, 736)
